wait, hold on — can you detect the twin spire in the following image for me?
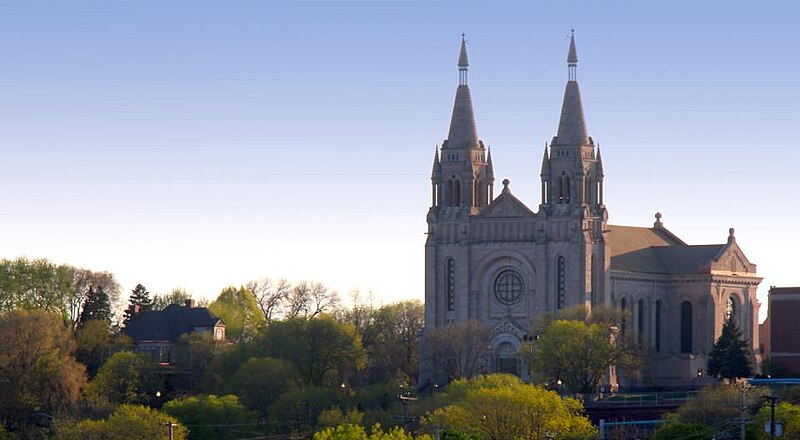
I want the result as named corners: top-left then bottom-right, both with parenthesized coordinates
top-left (443, 32), bottom-right (589, 152)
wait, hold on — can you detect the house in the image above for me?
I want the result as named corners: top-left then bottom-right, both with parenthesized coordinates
top-left (123, 299), bottom-right (225, 365)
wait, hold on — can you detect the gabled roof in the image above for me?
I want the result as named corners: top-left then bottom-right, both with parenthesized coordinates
top-left (607, 224), bottom-right (724, 275)
top-left (476, 180), bottom-right (535, 219)
top-left (123, 304), bottom-right (223, 342)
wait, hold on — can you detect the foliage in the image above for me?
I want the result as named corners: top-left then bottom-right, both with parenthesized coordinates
top-left (707, 312), bottom-right (752, 380)
top-left (208, 286), bottom-right (264, 342)
top-left (88, 351), bottom-right (155, 405)
top-left (57, 404), bottom-right (186, 440)
top-left (254, 316), bottom-right (366, 386)
top-left (651, 422), bottom-right (714, 440)
top-left (313, 423), bottom-right (433, 440)
top-left (0, 309), bottom-right (86, 429)
top-left (752, 401), bottom-right (800, 440)
top-left (424, 320), bottom-right (490, 381)
top-left (267, 386), bottom-right (340, 428)
top-left (664, 385), bottom-right (743, 429)
top-left (177, 332), bottom-right (227, 391)
top-left (358, 300), bottom-right (423, 384)
top-left (529, 314), bottom-right (642, 394)
top-left (162, 394), bottom-right (260, 440)
top-left (79, 286), bottom-right (113, 328)
top-left (75, 318), bottom-right (112, 377)
top-left (317, 406), bottom-right (364, 427)
top-left (422, 374), bottom-right (596, 440)
top-left (152, 287), bottom-right (193, 311)
top-left (225, 356), bottom-right (300, 416)
top-left (123, 283), bottom-right (152, 327)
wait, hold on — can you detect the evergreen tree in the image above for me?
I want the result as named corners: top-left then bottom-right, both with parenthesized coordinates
top-left (79, 286), bottom-right (113, 328)
top-left (707, 311), bottom-right (752, 380)
top-left (123, 283), bottom-right (152, 327)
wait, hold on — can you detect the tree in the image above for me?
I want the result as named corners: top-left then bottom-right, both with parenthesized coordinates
top-left (424, 320), bottom-right (490, 380)
top-left (78, 286), bottom-right (113, 328)
top-left (527, 306), bottom-right (643, 394)
top-left (208, 286), bottom-right (265, 342)
top-left (123, 283), bottom-right (152, 327)
top-left (357, 300), bottom-right (424, 384)
top-left (657, 385), bottom-right (748, 438)
top-left (225, 357), bottom-right (300, 416)
top-left (314, 423), bottom-right (433, 440)
top-left (57, 404), bottom-right (187, 440)
top-left (707, 312), bottom-right (752, 380)
top-left (152, 287), bottom-right (192, 311)
top-left (285, 281), bottom-right (341, 319)
top-left (66, 268), bottom-right (121, 329)
top-left (422, 374), bottom-right (596, 440)
top-left (254, 316), bottom-right (365, 386)
top-left (0, 309), bottom-right (86, 430)
top-left (245, 277), bottom-right (291, 322)
top-left (75, 318), bottom-right (112, 377)
top-left (88, 351), bottom-right (155, 405)
top-left (162, 394), bottom-right (260, 440)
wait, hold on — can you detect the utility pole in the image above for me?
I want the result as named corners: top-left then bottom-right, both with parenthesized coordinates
top-left (162, 422), bottom-right (174, 440)
top-left (736, 380), bottom-right (752, 440)
top-left (763, 395), bottom-right (778, 440)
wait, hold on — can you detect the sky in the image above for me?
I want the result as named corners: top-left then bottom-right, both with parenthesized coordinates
top-left (1, 1), bottom-right (798, 320)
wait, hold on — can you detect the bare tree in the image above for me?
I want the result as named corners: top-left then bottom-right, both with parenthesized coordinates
top-left (425, 320), bottom-right (490, 380)
top-left (284, 281), bottom-right (340, 319)
top-left (246, 277), bottom-right (291, 323)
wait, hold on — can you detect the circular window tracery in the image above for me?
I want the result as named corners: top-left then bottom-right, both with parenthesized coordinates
top-left (494, 270), bottom-right (524, 305)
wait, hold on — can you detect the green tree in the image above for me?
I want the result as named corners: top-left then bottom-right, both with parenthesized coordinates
top-left (656, 385), bottom-right (753, 439)
top-left (225, 357), bottom-right (300, 416)
top-left (314, 423), bottom-right (433, 440)
top-left (152, 287), bottom-right (193, 311)
top-left (0, 309), bottom-right (86, 430)
top-left (123, 283), bottom-right (152, 327)
top-left (208, 286), bottom-right (264, 342)
top-left (651, 423), bottom-right (714, 440)
top-left (75, 319), bottom-right (112, 377)
top-left (162, 394), bottom-right (260, 440)
top-left (78, 286), bottom-right (113, 328)
top-left (422, 374), bottom-right (596, 440)
top-left (88, 351), bottom-right (154, 405)
top-left (528, 306), bottom-right (642, 394)
top-left (356, 300), bottom-right (423, 384)
top-left (753, 401), bottom-right (800, 440)
top-left (57, 404), bottom-right (187, 440)
top-left (707, 312), bottom-right (752, 380)
top-left (255, 316), bottom-right (365, 386)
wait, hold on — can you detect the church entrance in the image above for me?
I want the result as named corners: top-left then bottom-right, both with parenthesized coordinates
top-left (494, 340), bottom-right (519, 376)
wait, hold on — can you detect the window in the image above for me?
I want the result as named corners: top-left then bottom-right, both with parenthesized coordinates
top-left (726, 296), bottom-right (736, 320)
top-left (556, 257), bottom-right (566, 309)
top-left (620, 297), bottom-right (627, 336)
top-left (454, 180), bottom-right (461, 206)
top-left (494, 270), bottom-right (524, 305)
top-left (590, 255), bottom-right (598, 306)
top-left (446, 259), bottom-right (455, 311)
top-left (655, 300), bottom-right (662, 352)
top-left (681, 301), bottom-right (693, 353)
top-left (637, 299), bottom-right (645, 344)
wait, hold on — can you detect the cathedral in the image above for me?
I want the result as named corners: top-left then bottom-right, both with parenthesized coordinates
top-left (422, 33), bottom-right (763, 388)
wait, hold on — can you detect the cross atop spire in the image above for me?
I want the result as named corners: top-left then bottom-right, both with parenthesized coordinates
top-left (458, 34), bottom-right (469, 85)
top-left (567, 30), bottom-right (578, 81)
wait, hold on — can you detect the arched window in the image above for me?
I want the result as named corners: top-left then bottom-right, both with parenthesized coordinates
top-left (655, 300), bottom-right (662, 353)
top-left (565, 177), bottom-right (571, 203)
top-left (620, 297), bottom-right (627, 336)
top-left (446, 180), bottom-right (453, 206)
top-left (558, 177), bottom-right (564, 204)
top-left (637, 298), bottom-right (645, 344)
top-left (556, 257), bottom-right (566, 309)
top-left (454, 180), bottom-right (461, 206)
top-left (586, 177), bottom-right (592, 204)
top-left (681, 301), bottom-right (693, 353)
top-left (590, 255), bottom-right (598, 307)
top-left (446, 258), bottom-right (455, 311)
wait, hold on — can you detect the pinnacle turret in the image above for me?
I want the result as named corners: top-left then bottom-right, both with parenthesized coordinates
top-left (444, 35), bottom-right (480, 151)
top-left (554, 31), bottom-right (589, 147)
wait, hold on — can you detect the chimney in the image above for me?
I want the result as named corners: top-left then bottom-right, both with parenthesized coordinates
top-left (185, 299), bottom-right (195, 308)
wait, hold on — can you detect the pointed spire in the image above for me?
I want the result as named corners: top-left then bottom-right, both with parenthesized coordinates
top-left (445, 35), bottom-right (479, 150)
top-left (554, 31), bottom-right (588, 147)
top-left (540, 144), bottom-right (550, 176)
top-left (487, 146), bottom-right (493, 165)
top-left (458, 34), bottom-right (469, 85)
top-left (596, 146), bottom-right (604, 175)
top-left (431, 145), bottom-right (440, 179)
top-left (486, 146), bottom-right (494, 177)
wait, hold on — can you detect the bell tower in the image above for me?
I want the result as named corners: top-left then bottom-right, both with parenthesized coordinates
top-left (430, 35), bottom-right (494, 216)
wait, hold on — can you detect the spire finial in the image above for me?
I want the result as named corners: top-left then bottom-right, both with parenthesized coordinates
top-left (458, 34), bottom-right (469, 85)
top-left (567, 30), bottom-right (578, 81)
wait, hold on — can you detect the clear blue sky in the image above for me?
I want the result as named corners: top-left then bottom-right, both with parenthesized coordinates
top-left (1, 1), bottom-right (798, 319)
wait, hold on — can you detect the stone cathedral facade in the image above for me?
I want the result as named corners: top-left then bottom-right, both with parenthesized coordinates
top-left (422, 34), bottom-right (763, 388)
